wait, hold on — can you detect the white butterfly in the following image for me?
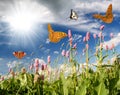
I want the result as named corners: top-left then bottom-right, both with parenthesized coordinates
top-left (69, 9), bottom-right (78, 20)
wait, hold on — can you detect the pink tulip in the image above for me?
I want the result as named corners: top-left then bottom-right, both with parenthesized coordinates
top-left (110, 43), bottom-right (115, 50)
top-left (66, 51), bottom-right (70, 57)
top-left (61, 50), bottom-right (66, 56)
top-left (83, 49), bottom-right (86, 53)
top-left (100, 43), bottom-right (103, 48)
top-left (83, 37), bottom-right (86, 42)
top-left (73, 43), bottom-right (77, 49)
top-left (69, 37), bottom-right (73, 46)
top-left (93, 34), bottom-right (97, 39)
top-left (110, 33), bottom-right (114, 38)
top-left (105, 45), bottom-right (109, 50)
top-left (86, 44), bottom-right (89, 50)
top-left (100, 25), bottom-right (104, 30)
top-left (82, 49), bottom-right (86, 55)
top-left (9, 68), bottom-right (12, 73)
top-left (68, 30), bottom-right (72, 38)
top-left (86, 32), bottom-right (90, 41)
top-left (1, 76), bottom-right (4, 81)
top-left (35, 67), bottom-right (39, 72)
top-left (29, 65), bottom-right (33, 70)
top-left (41, 64), bottom-right (47, 70)
top-left (47, 56), bottom-right (51, 63)
top-left (34, 59), bottom-right (39, 68)
top-left (98, 32), bottom-right (102, 38)
top-left (35, 58), bottom-right (39, 64)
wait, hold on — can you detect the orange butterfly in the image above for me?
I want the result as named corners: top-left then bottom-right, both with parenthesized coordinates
top-left (13, 51), bottom-right (26, 59)
top-left (93, 4), bottom-right (113, 23)
top-left (48, 24), bottom-right (67, 43)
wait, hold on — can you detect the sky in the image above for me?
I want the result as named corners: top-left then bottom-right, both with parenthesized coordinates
top-left (0, 0), bottom-right (120, 74)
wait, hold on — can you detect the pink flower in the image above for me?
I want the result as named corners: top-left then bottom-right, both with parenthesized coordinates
top-left (100, 43), bottom-right (103, 48)
top-left (105, 45), bottom-right (109, 50)
top-left (35, 58), bottom-right (39, 64)
top-left (68, 30), bottom-right (72, 38)
top-left (93, 34), bottom-right (97, 39)
top-left (61, 50), bottom-right (66, 56)
top-left (1, 76), bottom-right (4, 81)
top-left (29, 65), bottom-right (33, 70)
top-left (66, 51), bottom-right (70, 57)
top-left (110, 33), bottom-right (114, 38)
top-left (83, 37), bottom-right (86, 42)
top-left (110, 43), bottom-right (115, 50)
top-left (98, 32), bottom-right (102, 38)
top-left (35, 67), bottom-right (39, 72)
top-left (86, 44), bottom-right (89, 50)
top-left (9, 68), bottom-right (12, 73)
top-left (41, 64), bottom-right (47, 70)
top-left (47, 56), bottom-right (51, 63)
top-left (86, 32), bottom-right (90, 41)
top-left (73, 43), bottom-right (77, 49)
top-left (69, 37), bottom-right (73, 46)
top-left (34, 59), bottom-right (39, 68)
top-left (82, 49), bottom-right (86, 55)
top-left (100, 25), bottom-right (104, 30)
top-left (83, 49), bottom-right (86, 53)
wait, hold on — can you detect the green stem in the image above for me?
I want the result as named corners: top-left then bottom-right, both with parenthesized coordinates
top-left (86, 42), bottom-right (89, 77)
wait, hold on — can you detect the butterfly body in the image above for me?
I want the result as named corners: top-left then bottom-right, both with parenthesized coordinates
top-left (48, 24), bottom-right (67, 43)
top-left (93, 4), bottom-right (113, 23)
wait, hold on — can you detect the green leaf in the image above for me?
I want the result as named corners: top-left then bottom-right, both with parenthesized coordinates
top-left (116, 79), bottom-right (120, 90)
top-left (75, 83), bottom-right (86, 95)
top-left (95, 82), bottom-right (108, 95)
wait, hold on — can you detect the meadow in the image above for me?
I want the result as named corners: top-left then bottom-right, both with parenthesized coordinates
top-left (0, 25), bottom-right (120, 95)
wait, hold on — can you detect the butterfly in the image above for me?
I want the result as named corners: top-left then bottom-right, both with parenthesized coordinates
top-left (69, 9), bottom-right (78, 20)
top-left (48, 24), bottom-right (67, 43)
top-left (93, 4), bottom-right (113, 23)
top-left (13, 51), bottom-right (26, 59)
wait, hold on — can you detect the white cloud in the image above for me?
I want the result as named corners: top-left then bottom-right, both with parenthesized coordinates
top-left (54, 51), bottom-right (59, 54)
top-left (0, 42), bottom-right (16, 45)
top-left (72, 34), bottom-right (82, 42)
top-left (104, 33), bottom-right (120, 47)
top-left (38, 59), bottom-right (46, 64)
top-left (46, 39), bottom-right (50, 44)
top-left (44, 49), bottom-right (50, 54)
top-left (0, 0), bottom-right (120, 34)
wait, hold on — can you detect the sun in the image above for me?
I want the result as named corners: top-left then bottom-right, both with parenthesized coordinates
top-left (5, 9), bottom-right (38, 33)
top-left (8, 12), bottom-right (36, 32)
top-left (2, 0), bottom-right (53, 47)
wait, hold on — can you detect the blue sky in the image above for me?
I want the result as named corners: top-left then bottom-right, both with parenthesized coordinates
top-left (0, 0), bottom-right (120, 74)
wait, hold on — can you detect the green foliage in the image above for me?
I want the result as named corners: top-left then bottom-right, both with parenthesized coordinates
top-left (0, 60), bottom-right (120, 95)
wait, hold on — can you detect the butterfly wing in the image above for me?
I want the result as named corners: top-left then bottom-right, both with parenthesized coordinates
top-left (70, 9), bottom-right (78, 20)
top-left (13, 51), bottom-right (26, 59)
top-left (47, 24), bottom-right (67, 43)
top-left (53, 31), bottom-right (67, 43)
top-left (48, 23), bottom-right (54, 33)
top-left (93, 4), bottom-right (113, 23)
top-left (93, 14), bottom-right (104, 19)
top-left (106, 4), bottom-right (112, 16)
top-left (48, 24), bottom-right (54, 42)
